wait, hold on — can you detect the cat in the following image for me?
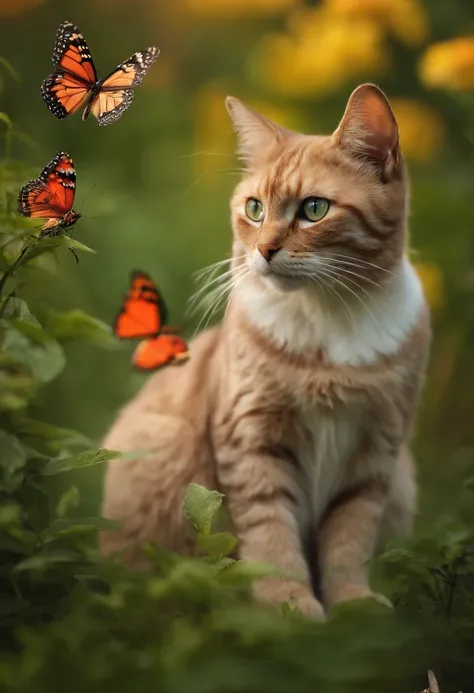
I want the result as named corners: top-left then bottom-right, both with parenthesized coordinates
top-left (100, 83), bottom-right (431, 619)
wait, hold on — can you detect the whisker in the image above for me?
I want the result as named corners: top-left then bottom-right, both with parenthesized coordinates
top-left (193, 255), bottom-right (245, 282)
top-left (180, 151), bottom-right (238, 160)
top-left (188, 266), bottom-right (238, 310)
top-left (315, 257), bottom-right (386, 294)
top-left (314, 259), bottom-right (385, 309)
top-left (322, 252), bottom-right (399, 277)
top-left (309, 269), bottom-right (357, 331)
top-left (193, 271), bottom-right (244, 335)
top-left (223, 269), bottom-right (250, 322)
top-left (188, 265), bottom-right (248, 320)
top-left (187, 265), bottom-right (247, 315)
top-left (185, 168), bottom-right (244, 193)
top-left (317, 266), bottom-right (380, 329)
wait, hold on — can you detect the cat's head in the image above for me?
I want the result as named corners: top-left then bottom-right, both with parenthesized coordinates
top-left (227, 84), bottom-right (408, 291)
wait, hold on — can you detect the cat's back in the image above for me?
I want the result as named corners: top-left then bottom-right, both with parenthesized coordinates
top-left (101, 326), bottom-right (222, 559)
top-left (103, 325), bottom-right (221, 458)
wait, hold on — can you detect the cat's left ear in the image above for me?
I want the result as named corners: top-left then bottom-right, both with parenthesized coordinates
top-left (333, 84), bottom-right (400, 181)
top-left (226, 97), bottom-right (289, 167)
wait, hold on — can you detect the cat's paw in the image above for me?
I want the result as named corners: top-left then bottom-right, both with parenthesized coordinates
top-left (330, 585), bottom-right (393, 609)
top-left (255, 580), bottom-right (326, 620)
top-left (289, 591), bottom-right (326, 621)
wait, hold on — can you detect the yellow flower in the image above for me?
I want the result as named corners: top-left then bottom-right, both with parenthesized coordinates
top-left (254, 12), bottom-right (387, 98)
top-left (414, 262), bottom-right (444, 311)
top-left (0, 0), bottom-right (41, 15)
top-left (391, 99), bottom-right (445, 162)
top-left (419, 37), bottom-right (474, 91)
top-left (387, 0), bottom-right (429, 46)
top-left (324, 0), bottom-right (429, 46)
top-left (185, 0), bottom-right (299, 20)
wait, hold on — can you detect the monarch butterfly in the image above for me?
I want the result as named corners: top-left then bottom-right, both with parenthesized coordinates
top-left (41, 20), bottom-right (159, 126)
top-left (114, 271), bottom-right (189, 371)
top-left (17, 151), bottom-right (81, 236)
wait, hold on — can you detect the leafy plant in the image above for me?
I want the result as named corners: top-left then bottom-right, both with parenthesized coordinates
top-left (0, 100), bottom-right (474, 693)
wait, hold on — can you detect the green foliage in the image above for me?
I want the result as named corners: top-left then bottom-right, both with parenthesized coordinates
top-left (0, 63), bottom-right (473, 693)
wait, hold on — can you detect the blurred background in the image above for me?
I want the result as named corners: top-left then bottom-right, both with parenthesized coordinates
top-left (0, 0), bottom-right (473, 527)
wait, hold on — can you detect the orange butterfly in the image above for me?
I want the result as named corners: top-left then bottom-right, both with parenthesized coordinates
top-left (41, 20), bottom-right (159, 126)
top-left (114, 271), bottom-right (190, 371)
top-left (18, 151), bottom-right (81, 236)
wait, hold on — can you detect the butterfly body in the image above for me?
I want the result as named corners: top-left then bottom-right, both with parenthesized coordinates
top-left (18, 152), bottom-right (80, 237)
top-left (114, 271), bottom-right (189, 371)
top-left (42, 21), bottom-right (159, 126)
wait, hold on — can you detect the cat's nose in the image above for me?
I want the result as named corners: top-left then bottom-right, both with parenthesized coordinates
top-left (257, 243), bottom-right (280, 262)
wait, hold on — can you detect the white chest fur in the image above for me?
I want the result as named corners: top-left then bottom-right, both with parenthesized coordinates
top-left (236, 257), bottom-right (424, 367)
top-left (295, 402), bottom-right (362, 524)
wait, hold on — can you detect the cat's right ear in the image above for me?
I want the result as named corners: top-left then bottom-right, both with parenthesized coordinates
top-left (226, 97), bottom-right (287, 167)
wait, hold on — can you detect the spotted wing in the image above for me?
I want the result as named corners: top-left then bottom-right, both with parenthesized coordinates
top-left (89, 47), bottom-right (159, 126)
top-left (41, 20), bottom-right (97, 119)
top-left (18, 152), bottom-right (76, 219)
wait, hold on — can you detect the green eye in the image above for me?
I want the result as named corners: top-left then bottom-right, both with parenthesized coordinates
top-left (245, 198), bottom-right (264, 222)
top-left (299, 197), bottom-right (330, 222)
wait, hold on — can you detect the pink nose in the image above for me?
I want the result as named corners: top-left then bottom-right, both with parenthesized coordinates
top-left (257, 243), bottom-right (280, 262)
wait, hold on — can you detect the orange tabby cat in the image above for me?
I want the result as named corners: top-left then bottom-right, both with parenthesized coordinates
top-left (100, 84), bottom-right (430, 619)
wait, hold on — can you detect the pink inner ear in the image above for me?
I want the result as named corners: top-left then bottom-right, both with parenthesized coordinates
top-left (361, 93), bottom-right (398, 153)
top-left (335, 85), bottom-right (399, 165)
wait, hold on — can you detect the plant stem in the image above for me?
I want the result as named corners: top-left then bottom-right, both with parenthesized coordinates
top-left (0, 244), bottom-right (29, 295)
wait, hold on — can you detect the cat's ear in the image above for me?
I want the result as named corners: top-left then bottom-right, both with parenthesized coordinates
top-left (226, 97), bottom-right (288, 167)
top-left (333, 84), bottom-right (400, 180)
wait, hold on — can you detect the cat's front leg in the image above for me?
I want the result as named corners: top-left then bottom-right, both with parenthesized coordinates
top-left (217, 444), bottom-right (325, 620)
top-left (318, 477), bottom-right (390, 608)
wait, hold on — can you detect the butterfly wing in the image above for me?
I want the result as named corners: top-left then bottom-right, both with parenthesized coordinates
top-left (132, 335), bottom-right (189, 371)
top-left (41, 20), bottom-right (97, 119)
top-left (114, 271), bottom-right (167, 339)
top-left (89, 47), bottom-right (159, 126)
top-left (18, 152), bottom-right (76, 219)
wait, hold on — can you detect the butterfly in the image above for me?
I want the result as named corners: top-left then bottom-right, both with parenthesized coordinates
top-left (17, 151), bottom-right (81, 237)
top-left (41, 20), bottom-right (159, 126)
top-left (114, 271), bottom-right (190, 371)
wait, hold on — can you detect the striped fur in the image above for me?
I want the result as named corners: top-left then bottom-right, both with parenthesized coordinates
top-left (100, 84), bottom-right (431, 619)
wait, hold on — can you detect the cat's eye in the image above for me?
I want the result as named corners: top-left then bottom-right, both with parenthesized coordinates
top-left (245, 198), bottom-right (264, 222)
top-left (299, 197), bottom-right (330, 223)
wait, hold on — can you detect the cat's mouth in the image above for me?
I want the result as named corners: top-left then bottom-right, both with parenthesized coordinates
top-left (248, 252), bottom-right (309, 291)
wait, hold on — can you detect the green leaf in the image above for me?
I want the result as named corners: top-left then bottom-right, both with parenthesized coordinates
top-left (45, 309), bottom-right (117, 347)
top-left (0, 296), bottom-right (36, 324)
top-left (14, 550), bottom-right (81, 572)
top-left (2, 327), bottom-right (66, 384)
top-left (197, 532), bottom-right (237, 561)
top-left (41, 448), bottom-right (141, 476)
top-left (56, 486), bottom-right (80, 518)
top-left (23, 236), bottom-right (96, 262)
top-left (0, 431), bottom-right (27, 492)
top-left (0, 503), bottom-right (21, 526)
top-left (45, 516), bottom-right (120, 537)
top-left (0, 371), bottom-right (35, 412)
top-left (14, 418), bottom-right (92, 449)
top-left (20, 481), bottom-right (50, 534)
top-left (183, 484), bottom-right (224, 536)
